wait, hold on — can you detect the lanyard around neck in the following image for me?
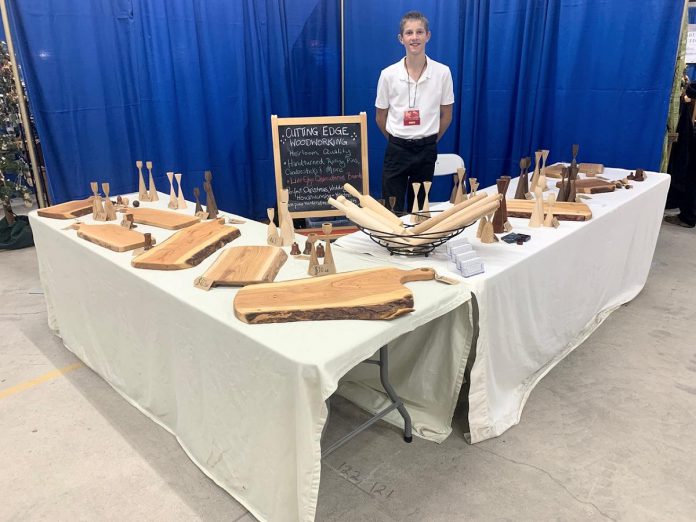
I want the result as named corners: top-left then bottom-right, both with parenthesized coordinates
top-left (405, 58), bottom-right (427, 108)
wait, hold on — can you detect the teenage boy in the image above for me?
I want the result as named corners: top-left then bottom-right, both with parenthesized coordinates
top-left (375, 11), bottom-right (454, 212)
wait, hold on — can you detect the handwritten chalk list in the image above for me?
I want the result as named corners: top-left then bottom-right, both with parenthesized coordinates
top-left (271, 114), bottom-right (369, 219)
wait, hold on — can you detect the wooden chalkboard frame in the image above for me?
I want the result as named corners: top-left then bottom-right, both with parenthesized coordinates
top-left (271, 113), bottom-right (369, 219)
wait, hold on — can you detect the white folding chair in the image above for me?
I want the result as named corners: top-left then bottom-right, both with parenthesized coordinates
top-left (433, 153), bottom-right (465, 176)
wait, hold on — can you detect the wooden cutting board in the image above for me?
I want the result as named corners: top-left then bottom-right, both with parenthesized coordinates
top-left (544, 163), bottom-right (604, 178)
top-left (38, 197), bottom-right (94, 219)
top-left (506, 199), bottom-right (592, 221)
top-left (74, 223), bottom-right (151, 252)
top-left (119, 207), bottom-right (200, 229)
top-left (132, 218), bottom-right (240, 270)
top-left (555, 178), bottom-right (615, 194)
top-left (194, 246), bottom-right (288, 289)
top-left (234, 267), bottom-right (436, 324)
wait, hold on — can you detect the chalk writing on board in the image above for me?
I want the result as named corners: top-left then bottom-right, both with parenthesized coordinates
top-left (278, 123), bottom-right (363, 213)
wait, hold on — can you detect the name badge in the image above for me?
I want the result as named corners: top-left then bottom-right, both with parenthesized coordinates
top-left (403, 109), bottom-right (421, 126)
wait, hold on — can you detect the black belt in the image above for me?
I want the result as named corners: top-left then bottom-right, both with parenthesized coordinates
top-left (389, 134), bottom-right (437, 147)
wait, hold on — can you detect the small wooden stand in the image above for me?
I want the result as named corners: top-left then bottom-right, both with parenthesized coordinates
top-left (454, 166), bottom-right (467, 204)
top-left (543, 193), bottom-right (560, 228)
top-left (193, 187), bottom-right (203, 214)
top-left (422, 181), bottom-right (432, 219)
top-left (528, 186), bottom-right (544, 228)
top-left (479, 213), bottom-right (498, 243)
top-left (91, 182), bottom-right (106, 221)
top-left (307, 223), bottom-right (337, 277)
top-left (449, 174), bottom-right (459, 204)
top-left (514, 157), bottom-right (530, 200)
top-left (492, 177), bottom-right (512, 233)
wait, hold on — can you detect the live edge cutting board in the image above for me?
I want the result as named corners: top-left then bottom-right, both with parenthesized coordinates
top-left (233, 267), bottom-right (437, 324)
top-left (132, 218), bottom-right (240, 270)
top-left (194, 246), bottom-right (288, 289)
top-left (119, 207), bottom-right (200, 230)
top-left (74, 223), bottom-right (151, 252)
top-left (37, 197), bottom-right (94, 219)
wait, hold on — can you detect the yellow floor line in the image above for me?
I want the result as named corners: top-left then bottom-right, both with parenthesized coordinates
top-left (0, 362), bottom-right (84, 400)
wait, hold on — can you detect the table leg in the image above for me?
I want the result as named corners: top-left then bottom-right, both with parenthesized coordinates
top-left (321, 344), bottom-right (412, 458)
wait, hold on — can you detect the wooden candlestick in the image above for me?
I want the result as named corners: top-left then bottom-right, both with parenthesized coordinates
top-left (193, 187), bottom-right (203, 214)
top-left (514, 157), bottom-right (529, 200)
top-left (267, 208), bottom-right (281, 246)
top-left (454, 167), bottom-right (466, 204)
top-left (167, 172), bottom-right (178, 209)
top-left (146, 161), bottom-right (158, 201)
top-left (175, 173), bottom-right (187, 209)
top-left (543, 192), bottom-right (560, 228)
top-left (528, 186), bottom-right (544, 228)
top-left (204, 170), bottom-right (218, 219)
top-left (422, 181), bottom-right (432, 219)
top-left (137, 161), bottom-right (149, 201)
top-left (102, 182), bottom-right (116, 221)
top-left (449, 174), bottom-right (459, 204)
top-left (529, 150), bottom-right (542, 190)
top-left (538, 149), bottom-right (549, 191)
top-left (411, 182), bottom-right (421, 224)
top-left (321, 223), bottom-right (336, 275)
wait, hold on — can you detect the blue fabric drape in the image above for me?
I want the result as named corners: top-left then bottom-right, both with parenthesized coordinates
top-left (8, 0), bottom-right (340, 218)
top-left (345, 0), bottom-right (683, 196)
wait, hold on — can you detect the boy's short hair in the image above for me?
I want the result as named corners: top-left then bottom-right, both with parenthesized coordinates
top-left (400, 11), bottom-right (429, 35)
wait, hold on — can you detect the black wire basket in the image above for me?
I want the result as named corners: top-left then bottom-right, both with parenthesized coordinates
top-left (353, 210), bottom-right (470, 257)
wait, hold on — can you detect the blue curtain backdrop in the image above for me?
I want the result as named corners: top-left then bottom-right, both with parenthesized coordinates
top-left (345, 0), bottom-right (683, 198)
top-left (7, 0), bottom-right (340, 218)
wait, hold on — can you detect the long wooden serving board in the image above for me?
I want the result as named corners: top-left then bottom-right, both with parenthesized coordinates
top-left (118, 207), bottom-right (200, 230)
top-left (37, 197), bottom-right (94, 219)
top-left (506, 199), bottom-right (592, 221)
top-left (234, 267), bottom-right (436, 324)
top-left (555, 178), bottom-right (615, 194)
top-left (132, 218), bottom-right (240, 270)
top-left (74, 223), bottom-right (151, 252)
top-left (194, 246), bottom-right (288, 290)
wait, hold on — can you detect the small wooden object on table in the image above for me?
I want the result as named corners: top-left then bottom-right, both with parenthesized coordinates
top-left (410, 182), bottom-right (421, 224)
top-left (132, 218), bottom-right (240, 270)
top-left (543, 193), bottom-right (560, 228)
top-left (278, 188), bottom-right (295, 246)
top-left (234, 267), bottom-right (438, 324)
top-left (454, 166), bottom-right (467, 204)
top-left (627, 169), bottom-right (645, 182)
top-left (556, 178), bottom-right (615, 194)
top-left (506, 198), bottom-right (592, 221)
top-left (194, 246), bottom-right (288, 290)
top-left (421, 181), bottom-right (432, 219)
top-left (449, 174), bottom-right (459, 204)
top-left (528, 186), bottom-right (544, 228)
top-left (514, 157), bottom-right (530, 200)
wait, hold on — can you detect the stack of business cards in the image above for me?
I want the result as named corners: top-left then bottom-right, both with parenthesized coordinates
top-left (446, 236), bottom-right (484, 277)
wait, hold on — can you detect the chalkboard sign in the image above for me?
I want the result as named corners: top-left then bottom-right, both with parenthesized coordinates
top-left (271, 113), bottom-right (369, 218)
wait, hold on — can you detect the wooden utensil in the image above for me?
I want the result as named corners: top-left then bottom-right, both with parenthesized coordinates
top-left (194, 246), bottom-right (288, 289)
top-left (38, 197), bottom-right (94, 219)
top-left (116, 207), bottom-right (199, 229)
top-left (233, 267), bottom-right (437, 324)
top-left (146, 161), bottom-right (158, 201)
top-left (132, 218), bottom-right (240, 270)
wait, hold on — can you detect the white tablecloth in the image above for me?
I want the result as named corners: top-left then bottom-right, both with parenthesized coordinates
top-left (337, 169), bottom-right (670, 443)
top-left (29, 196), bottom-right (472, 522)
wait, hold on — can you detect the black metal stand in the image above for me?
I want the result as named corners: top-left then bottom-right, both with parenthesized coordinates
top-left (321, 345), bottom-right (412, 458)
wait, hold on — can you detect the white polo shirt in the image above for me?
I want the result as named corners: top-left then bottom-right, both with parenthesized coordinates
top-left (375, 56), bottom-right (454, 139)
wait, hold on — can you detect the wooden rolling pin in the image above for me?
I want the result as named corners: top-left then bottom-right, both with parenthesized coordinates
top-left (408, 195), bottom-right (502, 246)
top-left (409, 192), bottom-right (488, 234)
top-left (343, 183), bottom-right (403, 227)
top-left (336, 195), bottom-right (406, 235)
top-left (328, 198), bottom-right (412, 247)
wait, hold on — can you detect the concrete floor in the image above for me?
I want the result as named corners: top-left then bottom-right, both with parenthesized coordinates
top-left (1, 219), bottom-right (695, 521)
